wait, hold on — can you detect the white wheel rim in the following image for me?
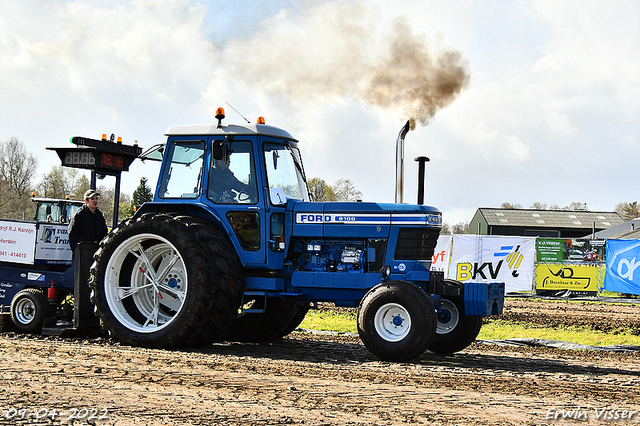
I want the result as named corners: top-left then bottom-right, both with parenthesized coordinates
top-left (14, 298), bottom-right (36, 324)
top-left (374, 302), bottom-right (412, 342)
top-left (104, 233), bottom-right (188, 333)
top-left (436, 298), bottom-right (460, 335)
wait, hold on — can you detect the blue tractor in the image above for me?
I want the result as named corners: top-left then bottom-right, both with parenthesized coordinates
top-left (89, 109), bottom-right (503, 362)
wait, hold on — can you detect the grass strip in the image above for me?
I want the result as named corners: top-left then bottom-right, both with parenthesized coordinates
top-left (299, 310), bottom-right (640, 347)
top-left (480, 319), bottom-right (640, 346)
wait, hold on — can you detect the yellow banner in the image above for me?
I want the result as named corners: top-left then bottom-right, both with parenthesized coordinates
top-left (535, 264), bottom-right (599, 292)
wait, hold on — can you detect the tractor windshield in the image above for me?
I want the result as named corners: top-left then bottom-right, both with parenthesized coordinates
top-left (159, 140), bottom-right (205, 199)
top-left (264, 143), bottom-right (309, 205)
top-left (34, 200), bottom-right (82, 223)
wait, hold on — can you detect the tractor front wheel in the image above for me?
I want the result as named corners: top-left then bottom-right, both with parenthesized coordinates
top-left (357, 281), bottom-right (436, 362)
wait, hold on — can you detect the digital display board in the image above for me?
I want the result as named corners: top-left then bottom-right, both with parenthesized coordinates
top-left (49, 136), bottom-right (142, 172)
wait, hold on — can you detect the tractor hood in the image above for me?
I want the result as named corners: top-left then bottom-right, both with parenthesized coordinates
top-left (289, 201), bottom-right (442, 238)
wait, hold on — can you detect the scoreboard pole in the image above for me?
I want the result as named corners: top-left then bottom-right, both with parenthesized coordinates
top-left (90, 169), bottom-right (122, 228)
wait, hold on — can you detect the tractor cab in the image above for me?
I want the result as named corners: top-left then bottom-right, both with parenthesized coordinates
top-left (32, 196), bottom-right (84, 224)
top-left (139, 110), bottom-right (309, 269)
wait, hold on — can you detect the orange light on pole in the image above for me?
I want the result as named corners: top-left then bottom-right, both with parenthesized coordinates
top-left (216, 107), bottom-right (226, 129)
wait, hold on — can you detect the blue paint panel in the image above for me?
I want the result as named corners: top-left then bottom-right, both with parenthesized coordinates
top-left (0, 264), bottom-right (73, 305)
top-left (289, 271), bottom-right (383, 302)
top-left (291, 202), bottom-right (325, 237)
top-left (244, 276), bottom-right (284, 291)
top-left (323, 202), bottom-right (390, 238)
top-left (291, 270), bottom-right (380, 289)
top-left (464, 282), bottom-right (505, 316)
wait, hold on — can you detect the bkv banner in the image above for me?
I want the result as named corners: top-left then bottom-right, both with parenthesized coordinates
top-left (604, 239), bottom-right (640, 295)
top-left (448, 235), bottom-right (536, 293)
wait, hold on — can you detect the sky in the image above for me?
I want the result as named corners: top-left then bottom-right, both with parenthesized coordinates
top-left (1, 0), bottom-right (639, 225)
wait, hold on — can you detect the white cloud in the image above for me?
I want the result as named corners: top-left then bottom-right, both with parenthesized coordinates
top-left (0, 0), bottom-right (639, 225)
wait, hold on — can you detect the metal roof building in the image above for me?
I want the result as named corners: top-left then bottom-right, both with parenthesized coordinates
top-left (584, 218), bottom-right (640, 240)
top-left (469, 208), bottom-right (624, 238)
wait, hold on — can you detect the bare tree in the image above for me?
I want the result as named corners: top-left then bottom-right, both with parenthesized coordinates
top-left (0, 137), bottom-right (38, 219)
top-left (333, 178), bottom-right (362, 202)
top-left (451, 222), bottom-right (469, 234)
top-left (564, 202), bottom-right (588, 211)
top-left (615, 201), bottom-right (640, 221)
top-left (441, 222), bottom-right (451, 234)
top-left (0, 137), bottom-right (38, 197)
top-left (530, 202), bottom-right (547, 210)
top-left (501, 202), bottom-right (522, 209)
top-left (37, 166), bottom-right (86, 199)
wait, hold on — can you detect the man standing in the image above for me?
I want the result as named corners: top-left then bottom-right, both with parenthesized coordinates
top-left (68, 189), bottom-right (108, 252)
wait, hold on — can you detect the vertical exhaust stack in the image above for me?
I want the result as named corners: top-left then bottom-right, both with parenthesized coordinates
top-left (395, 120), bottom-right (411, 204)
top-left (414, 156), bottom-right (430, 205)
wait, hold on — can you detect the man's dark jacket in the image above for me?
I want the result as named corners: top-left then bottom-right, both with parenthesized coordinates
top-left (68, 204), bottom-right (108, 252)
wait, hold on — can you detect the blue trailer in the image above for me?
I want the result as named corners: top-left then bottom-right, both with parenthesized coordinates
top-left (88, 109), bottom-right (504, 362)
top-left (0, 197), bottom-right (82, 333)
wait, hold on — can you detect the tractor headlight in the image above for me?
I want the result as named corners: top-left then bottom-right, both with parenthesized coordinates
top-left (381, 265), bottom-right (391, 279)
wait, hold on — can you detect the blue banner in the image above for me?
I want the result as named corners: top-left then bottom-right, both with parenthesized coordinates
top-left (604, 239), bottom-right (640, 295)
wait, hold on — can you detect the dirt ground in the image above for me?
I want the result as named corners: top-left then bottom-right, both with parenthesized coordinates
top-left (1, 298), bottom-right (639, 425)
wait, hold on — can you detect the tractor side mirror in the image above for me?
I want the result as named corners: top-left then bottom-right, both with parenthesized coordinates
top-left (272, 150), bottom-right (279, 170)
top-left (213, 140), bottom-right (224, 161)
top-left (213, 136), bottom-right (233, 161)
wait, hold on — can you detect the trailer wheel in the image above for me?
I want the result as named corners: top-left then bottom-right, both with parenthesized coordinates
top-left (428, 282), bottom-right (483, 354)
top-left (357, 281), bottom-right (436, 362)
top-left (223, 299), bottom-right (309, 342)
top-left (10, 289), bottom-right (50, 334)
top-left (90, 213), bottom-right (243, 348)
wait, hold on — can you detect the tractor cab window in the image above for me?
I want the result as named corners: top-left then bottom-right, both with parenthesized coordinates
top-left (63, 203), bottom-right (81, 223)
top-left (34, 201), bottom-right (81, 223)
top-left (159, 140), bottom-right (205, 199)
top-left (207, 140), bottom-right (258, 204)
top-left (35, 202), bottom-right (61, 222)
top-left (264, 143), bottom-right (309, 205)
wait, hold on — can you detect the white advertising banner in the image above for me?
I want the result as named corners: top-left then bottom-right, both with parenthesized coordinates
top-left (431, 235), bottom-right (452, 273)
top-left (448, 235), bottom-right (536, 293)
top-left (34, 224), bottom-right (73, 263)
top-left (0, 220), bottom-right (36, 264)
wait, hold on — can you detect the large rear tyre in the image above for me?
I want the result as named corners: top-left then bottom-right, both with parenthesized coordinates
top-left (357, 281), bottom-right (436, 362)
top-left (280, 302), bottom-right (310, 336)
top-left (10, 288), bottom-right (50, 334)
top-left (224, 299), bottom-right (309, 342)
top-left (89, 213), bottom-right (243, 348)
top-left (428, 280), bottom-right (483, 354)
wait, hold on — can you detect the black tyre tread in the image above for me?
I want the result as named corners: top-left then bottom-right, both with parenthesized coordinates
top-left (89, 213), bottom-right (243, 348)
top-left (280, 303), bottom-right (310, 336)
top-left (428, 279), bottom-right (483, 354)
top-left (10, 288), bottom-right (50, 334)
top-left (223, 299), bottom-right (307, 343)
top-left (357, 281), bottom-right (436, 362)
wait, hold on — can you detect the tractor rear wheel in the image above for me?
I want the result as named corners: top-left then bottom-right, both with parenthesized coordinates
top-left (428, 279), bottom-right (482, 354)
top-left (90, 213), bottom-right (243, 348)
top-left (357, 281), bottom-right (436, 362)
top-left (10, 288), bottom-right (50, 334)
top-left (224, 299), bottom-right (309, 342)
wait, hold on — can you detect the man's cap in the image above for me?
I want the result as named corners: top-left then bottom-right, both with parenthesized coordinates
top-left (84, 189), bottom-right (100, 200)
